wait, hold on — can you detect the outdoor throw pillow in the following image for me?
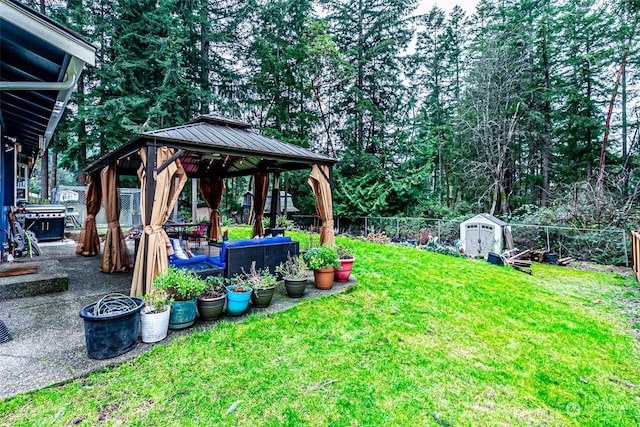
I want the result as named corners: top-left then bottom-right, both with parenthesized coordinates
top-left (171, 238), bottom-right (189, 259)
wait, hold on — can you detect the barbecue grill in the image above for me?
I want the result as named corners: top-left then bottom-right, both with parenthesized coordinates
top-left (20, 204), bottom-right (66, 241)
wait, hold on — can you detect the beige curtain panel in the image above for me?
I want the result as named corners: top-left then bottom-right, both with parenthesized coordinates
top-left (251, 172), bottom-right (269, 238)
top-left (99, 163), bottom-right (133, 273)
top-left (199, 176), bottom-right (225, 241)
top-left (130, 147), bottom-right (187, 297)
top-left (308, 164), bottom-right (335, 246)
top-left (75, 171), bottom-right (102, 256)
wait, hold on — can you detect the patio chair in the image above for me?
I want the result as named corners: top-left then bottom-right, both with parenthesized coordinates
top-left (185, 222), bottom-right (207, 248)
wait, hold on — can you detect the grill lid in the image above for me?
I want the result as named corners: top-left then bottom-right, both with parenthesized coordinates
top-left (23, 204), bottom-right (66, 214)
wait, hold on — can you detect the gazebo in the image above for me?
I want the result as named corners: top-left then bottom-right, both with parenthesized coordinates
top-left (83, 115), bottom-right (337, 296)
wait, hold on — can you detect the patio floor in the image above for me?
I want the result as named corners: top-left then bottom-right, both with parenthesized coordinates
top-left (0, 238), bottom-right (355, 400)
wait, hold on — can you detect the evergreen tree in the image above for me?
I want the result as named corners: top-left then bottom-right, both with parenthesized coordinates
top-left (322, 0), bottom-right (418, 217)
top-left (246, 0), bottom-right (318, 146)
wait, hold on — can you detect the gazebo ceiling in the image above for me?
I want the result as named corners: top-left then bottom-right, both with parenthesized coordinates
top-left (86, 114), bottom-right (337, 178)
top-left (0, 0), bottom-right (96, 155)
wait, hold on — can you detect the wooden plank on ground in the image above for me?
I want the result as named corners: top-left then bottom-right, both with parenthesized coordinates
top-left (557, 257), bottom-right (574, 266)
top-left (0, 264), bottom-right (39, 277)
top-left (511, 249), bottom-right (531, 260)
top-left (531, 248), bottom-right (547, 263)
top-left (503, 227), bottom-right (515, 251)
top-left (502, 248), bottom-right (519, 258)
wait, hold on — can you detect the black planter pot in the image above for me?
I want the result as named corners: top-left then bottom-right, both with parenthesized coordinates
top-left (284, 278), bottom-right (307, 298)
top-left (197, 294), bottom-right (226, 321)
top-left (251, 285), bottom-right (276, 308)
top-left (79, 296), bottom-right (144, 360)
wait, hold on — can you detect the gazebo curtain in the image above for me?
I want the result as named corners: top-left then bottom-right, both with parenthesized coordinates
top-left (308, 164), bottom-right (335, 246)
top-left (130, 147), bottom-right (186, 297)
top-left (251, 172), bottom-right (269, 237)
top-left (99, 163), bottom-right (132, 273)
top-left (199, 177), bottom-right (225, 241)
top-left (75, 171), bottom-right (101, 256)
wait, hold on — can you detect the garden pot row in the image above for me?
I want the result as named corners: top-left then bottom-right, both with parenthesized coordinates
top-left (80, 246), bottom-right (355, 359)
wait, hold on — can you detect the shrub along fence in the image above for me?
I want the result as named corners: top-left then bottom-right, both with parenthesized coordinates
top-left (508, 224), bottom-right (628, 266)
top-left (292, 215), bottom-right (630, 266)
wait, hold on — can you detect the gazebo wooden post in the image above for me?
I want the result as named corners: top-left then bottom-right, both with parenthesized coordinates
top-left (141, 145), bottom-right (156, 295)
top-left (268, 171), bottom-right (280, 234)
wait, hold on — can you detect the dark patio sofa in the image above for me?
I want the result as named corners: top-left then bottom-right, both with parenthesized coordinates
top-left (170, 236), bottom-right (298, 279)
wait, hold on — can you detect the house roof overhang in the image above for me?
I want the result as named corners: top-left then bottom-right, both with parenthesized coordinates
top-left (85, 115), bottom-right (337, 178)
top-left (0, 0), bottom-right (96, 157)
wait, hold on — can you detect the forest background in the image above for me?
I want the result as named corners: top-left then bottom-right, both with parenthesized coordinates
top-left (22, 0), bottom-right (640, 230)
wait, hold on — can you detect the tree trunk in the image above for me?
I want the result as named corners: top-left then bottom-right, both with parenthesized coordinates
top-left (52, 149), bottom-right (57, 190)
top-left (622, 63), bottom-right (628, 196)
top-left (77, 74), bottom-right (87, 185)
top-left (541, 28), bottom-right (551, 207)
top-left (40, 149), bottom-right (49, 201)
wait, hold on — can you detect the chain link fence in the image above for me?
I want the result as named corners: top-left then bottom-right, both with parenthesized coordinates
top-left (53, 186), bottom-right (141, 229)
top-left (59, 195), bottom-right (629, 265)
top-left (292, 215), bottom-right (629, 266)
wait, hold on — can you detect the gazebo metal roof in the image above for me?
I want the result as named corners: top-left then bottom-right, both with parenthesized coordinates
top-left (86, 115), bottom-right (337, 178)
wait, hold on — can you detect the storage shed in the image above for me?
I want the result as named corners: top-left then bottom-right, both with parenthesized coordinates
top-left (460, 214), bottom-right (509, 258)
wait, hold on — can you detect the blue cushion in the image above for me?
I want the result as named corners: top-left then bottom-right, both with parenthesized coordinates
top-left (207, 256), bottom-right (225, 268)
top-left (174, 261), bottom-right (213, 271)
top-left (261, 236), bottom-right (292, 244)
top-left (170, 254), bottom-right (209, 266)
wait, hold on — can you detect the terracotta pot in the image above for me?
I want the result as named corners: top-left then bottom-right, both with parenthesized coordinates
top-left (335, 257), bottom-right (355, 282)
top-left (313, 267), bottom-right (335, 290)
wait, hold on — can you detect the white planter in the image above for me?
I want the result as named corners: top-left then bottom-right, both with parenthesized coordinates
top-left (140, 305), bottom-right (170, 343)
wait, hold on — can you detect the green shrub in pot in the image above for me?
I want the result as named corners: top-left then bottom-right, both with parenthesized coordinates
top-left (153, 267), bottom-right (206, 329)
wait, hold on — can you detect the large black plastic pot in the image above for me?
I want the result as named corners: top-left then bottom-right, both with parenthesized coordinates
top-left (79, 296), bottom-right (144, 360)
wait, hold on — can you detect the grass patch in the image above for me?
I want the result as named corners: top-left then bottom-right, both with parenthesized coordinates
top-left (1, 227), bottom-right (639, 426)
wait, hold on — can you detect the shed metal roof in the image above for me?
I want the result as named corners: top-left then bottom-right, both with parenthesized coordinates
top-left (86, 115), bottom-right (337, 177)
top-left (462, 213), bottom-right (508, 227)
top-left (0, 0), bottom-right (96, 156)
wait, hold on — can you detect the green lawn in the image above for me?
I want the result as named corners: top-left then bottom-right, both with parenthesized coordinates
top-left (1, 227), bottom-right (639, 426)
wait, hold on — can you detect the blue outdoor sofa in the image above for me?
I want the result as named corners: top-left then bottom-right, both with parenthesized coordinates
top-left (169, 236), bottom-right (299, 279)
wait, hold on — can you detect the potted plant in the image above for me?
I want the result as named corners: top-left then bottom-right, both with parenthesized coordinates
top-left (243, 262), bottom-right (277, 308)
top-left (335, 245), bottom-right (355, 283)
top-left (225, 276), bottom-right (253, 316)
top-left (197, 276), bottom-right (226, 321)
top-left (79, 293), bottom-right (144, 359)
top-left (276, 253), bottom-right (308, 298)
top-left (140, 289), bottom-right (173, 343)
top-left (154, 267), bottom-right (207, 330)
top-left (303, 245), bottom-right (340, 290)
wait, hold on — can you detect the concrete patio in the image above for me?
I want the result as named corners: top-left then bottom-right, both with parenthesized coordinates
top-left (0, 238), bottom-right (355, 400)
